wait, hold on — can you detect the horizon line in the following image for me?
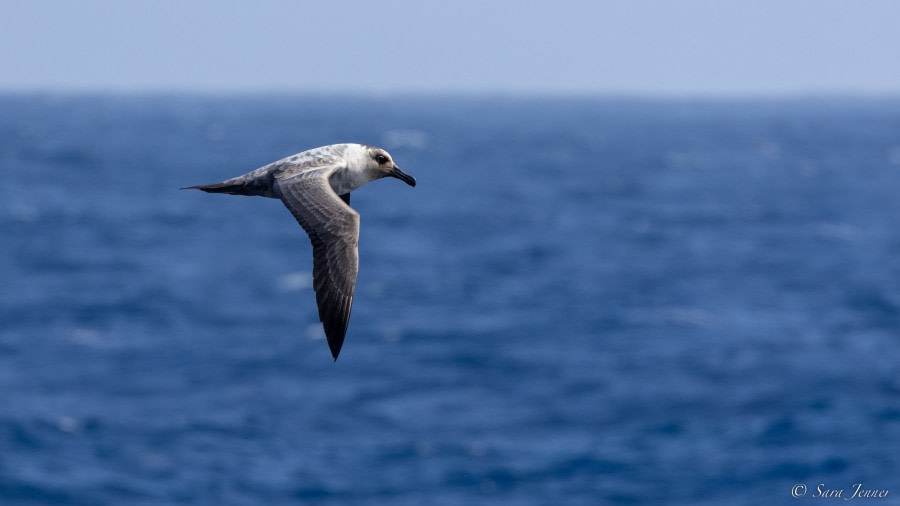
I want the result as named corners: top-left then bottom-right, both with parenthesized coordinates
top-left (2, 87), bottom-right (900, 101)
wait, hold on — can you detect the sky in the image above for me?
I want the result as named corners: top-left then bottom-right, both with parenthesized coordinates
top-left (1, 0), bottom-right (899, 95)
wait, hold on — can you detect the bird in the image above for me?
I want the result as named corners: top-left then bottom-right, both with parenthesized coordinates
top-left (182, 143), bottom-right (416, 360)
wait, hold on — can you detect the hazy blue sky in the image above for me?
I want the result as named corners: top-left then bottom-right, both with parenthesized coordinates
top-left (2, 0), bottom-right (899, 95)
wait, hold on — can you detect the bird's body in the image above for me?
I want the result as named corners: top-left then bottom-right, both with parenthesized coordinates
top-left (183, 143), bottom-right (416, 360)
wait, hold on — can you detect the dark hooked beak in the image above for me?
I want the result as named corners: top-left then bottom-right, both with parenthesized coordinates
top-left (389, 166), bottom-right (417, 187)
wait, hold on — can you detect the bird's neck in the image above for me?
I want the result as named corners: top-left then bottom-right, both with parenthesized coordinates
top-left (329, 162), bottom-right (376, 195)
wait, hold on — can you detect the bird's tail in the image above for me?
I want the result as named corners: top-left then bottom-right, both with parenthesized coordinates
top-left (180, 173), bottom-right (276, 198)
top-left (180, 181), bottom-right (247, 195)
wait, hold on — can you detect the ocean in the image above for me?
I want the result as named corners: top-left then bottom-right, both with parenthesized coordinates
top-left (1, 94), bottom-right (899, 505)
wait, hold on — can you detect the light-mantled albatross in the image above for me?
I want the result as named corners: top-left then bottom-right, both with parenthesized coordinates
top-left (183, 143), bottom-right (416, 360)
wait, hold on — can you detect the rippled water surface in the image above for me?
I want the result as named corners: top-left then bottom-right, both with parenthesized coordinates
top-left (1, 95), bottom-right (899, 505)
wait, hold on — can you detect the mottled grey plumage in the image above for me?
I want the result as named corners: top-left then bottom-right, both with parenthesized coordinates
top-left (183, 143), bottom-right (416, 360)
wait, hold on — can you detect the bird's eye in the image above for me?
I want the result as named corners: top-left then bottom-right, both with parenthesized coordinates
top-left (376, 154), bottom-right (388, 164)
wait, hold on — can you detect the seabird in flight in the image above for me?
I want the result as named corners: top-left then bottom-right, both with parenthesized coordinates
top-left (183, 143), bottom-right (417, 360)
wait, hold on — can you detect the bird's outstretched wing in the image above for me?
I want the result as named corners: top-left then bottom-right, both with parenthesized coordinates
top-left (275, 168), bottom-right (359, 360)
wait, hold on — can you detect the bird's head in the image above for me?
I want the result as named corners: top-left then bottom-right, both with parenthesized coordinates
top-left (365, 147), bottom-right (416, 187)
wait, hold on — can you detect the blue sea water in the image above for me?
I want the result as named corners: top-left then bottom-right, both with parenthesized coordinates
top-left (1, 94), bottom-right (899, 505)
